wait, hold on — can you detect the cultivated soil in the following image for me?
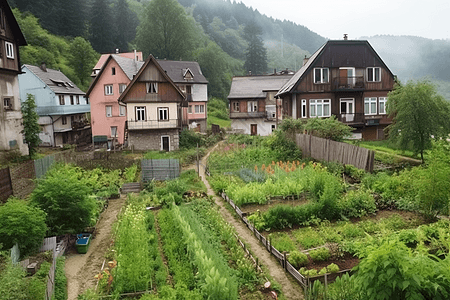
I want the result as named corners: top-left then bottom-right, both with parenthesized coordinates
top-left (197, 144), bottom-right (305, 300)
top-left (65, 195), bottom-right (126, 300)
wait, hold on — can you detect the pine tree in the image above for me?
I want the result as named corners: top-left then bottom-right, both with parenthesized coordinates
top-left (89, 0), bottom-right (116, 53)
top-left (244, 21), bottom-right (267, 75)
top-left (21, 94), bottom-right (41, 158)
top-left (114, 0), bottom-right (138, 52)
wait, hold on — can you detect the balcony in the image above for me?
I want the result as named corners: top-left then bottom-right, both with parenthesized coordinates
top-left (72, 119), bottom-right (90, 130)
top-left (332, 76), bottom-right (365, 91)
top-left (127, 119), bottom-right (180, 130)
top-left (336, 113), bottom-right (365, 124)
top-left (230, 111), bottom-right (266, 119)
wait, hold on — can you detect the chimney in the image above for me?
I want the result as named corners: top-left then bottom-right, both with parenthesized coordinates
top-left (303, 55), bottom-right (309, 66)
top-left (115, 48), bottom-right (119, 54)
top-left (40, 62), bottom-right (47, 72)
top-left (344, 34), bottom-right (348, 40)
top-left (134, 49), bottom-right (137, 61)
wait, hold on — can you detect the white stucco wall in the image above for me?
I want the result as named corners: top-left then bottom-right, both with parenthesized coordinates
top-left (192, 84), bottom-right (208, 102)
top-left (231, 118), bottom-right (276, 136)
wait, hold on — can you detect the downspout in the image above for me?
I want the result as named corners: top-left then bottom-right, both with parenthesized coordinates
top-left (49, 115), bottom-right (55, 147)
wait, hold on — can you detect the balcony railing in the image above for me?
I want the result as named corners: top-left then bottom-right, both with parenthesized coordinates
top-left (127, 119), bottom-right (180, 130)
top-left (230, 111), bottom-right (266, 119)
top-left (332, 76), bottom-right (365, 91)
top-left (336, 113), bottom-right (365, 124)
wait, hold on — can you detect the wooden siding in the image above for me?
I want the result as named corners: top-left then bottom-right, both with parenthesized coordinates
top-left (124, 82), bottom-right (183, 103)
top-left (137, 63), bottom-right (167, 82)
top-left (0, 12), bottom-right (20, 72)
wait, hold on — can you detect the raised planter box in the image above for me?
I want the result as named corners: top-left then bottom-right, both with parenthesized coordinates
top-left (75, 233), bottom-right (91, 254)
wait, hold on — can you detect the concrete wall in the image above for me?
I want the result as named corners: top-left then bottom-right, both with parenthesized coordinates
top-left (231, 118), bottom-right (276, 136)
top-left (128, 128), bottom-right (179, 151)
top-left (192, 83), bottom-right (207, 102)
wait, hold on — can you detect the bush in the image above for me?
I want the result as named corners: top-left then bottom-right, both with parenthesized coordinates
top-left (327, 263), bottom-right (340, 273)
top-left (0, 198), bottom-right (47, 256)
top-left (339, 190), bottom-right (377, 218)
top-left (309, 247), bottom-right (331, 262)
top-left (288, 250), bottom-right (308, 268)
top-left (179, 129), bottom-right (205, 149)
top-left (53, 257), bottom-right (67, 300)
top-left (263, 130), bottom-right (302, 161)
top-left (319, 267), bottom-right (328, 275)
top-left (0, 254), bottom-right (28, 300)
top-left (398, 229), bottom-right (419, 248)
top-left (28, 261), bottom-right (51, 300)
top-left (303, 115), bottom-right (353, 141)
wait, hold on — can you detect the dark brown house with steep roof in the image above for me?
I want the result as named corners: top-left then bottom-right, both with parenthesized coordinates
top-left (276, 39), bottom-right (396, 140)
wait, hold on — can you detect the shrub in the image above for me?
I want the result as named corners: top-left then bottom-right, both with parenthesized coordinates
top-left (28, 261), bottom-right (51, 300)
top-left (53, 257), bottom-right (67, 300)
top-left (327, 263), bottom-right (340, 273)
top-left (304, 269), bottom-right (318, 277)
top-left (344, 165), bottom-right (365, 182)
top-left (340, 190), bottom-right (377, 218)
top-left (288, 251), bottom-right (308, 268)
top-left (303, 115), bottom-right (353, 141)
top-left (309, 247), bottom-right (331, 262)
top-left (398, 229), bottom-right (419, 248)
top-left (294, 227), bottom-right (325, 249)
top-left (319, 267), bottom-right (328, 275)
top-left (179, 129), bottom-right (206, 149)
top-left (324, 161), bottom-right (345, 176)
top-left (0, 198), bottom-right (47, 256)
top-left (0, 254), bottom-right (28, 300)
top-left (263, 130), bottom-right (302, 161)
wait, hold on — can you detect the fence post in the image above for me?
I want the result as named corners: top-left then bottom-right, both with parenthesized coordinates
top-left (255, 257), bottom-right (259, 272)
top-left (283, 252), bottom-right (287, 269)
top-left (324, 273), bottom-right (328, 299)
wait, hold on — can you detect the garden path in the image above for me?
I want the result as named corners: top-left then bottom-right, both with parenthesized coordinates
top-left (196, 144), bottom-right (304, 300)
top-left (65, 195), bottom-right (126, 300)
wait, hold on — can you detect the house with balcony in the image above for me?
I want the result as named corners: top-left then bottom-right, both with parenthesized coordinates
top-left (118, 54), bottom-right (186, 151)
top-left (19, 64), bottom-right (91, 146)
top-left (86, 54), bottom-right (144, 147)
top-left (276, 39), bottom-right (395, 140)
top-left (158, 60), bottom-right (208, 132)
top-left (228, 75), bottom-right (293, 135)
top-left (0, 0), bottom-right (28, 156)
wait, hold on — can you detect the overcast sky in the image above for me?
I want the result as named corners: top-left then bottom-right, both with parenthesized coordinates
top-left (237, 0), bottom-right (450, 40)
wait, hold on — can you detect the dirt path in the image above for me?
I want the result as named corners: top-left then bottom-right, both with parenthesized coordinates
top-left (65, 195), bottom-right (126, 300)
top-left (195, 144), bottom-right (304, 300)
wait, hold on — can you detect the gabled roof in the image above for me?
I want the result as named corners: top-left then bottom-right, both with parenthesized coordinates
top-left (22, 64), bottom-right (85, 95)
top-left (118, 54), bottom-right (186, 103)
top-left (93, 51), bottom-right (143, 70)
top-left (276, 40), bottom-right (395, 97)
top-left (228, 75), bottom-right (293, 99)
top-left (157, 60), bottom-right (208, 84)
top-left (1, 0), bottom-right (26, 46)
top-left (86, 54), bottom-right (144, 97)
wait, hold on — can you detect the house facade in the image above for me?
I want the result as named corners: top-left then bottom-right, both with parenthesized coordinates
top-left (228, 75), bottom-right (292, 136)
top-left (0, 0), bottom-right (28, 156)
top-left (276, 40), bottom-right (395, 140)
top-left (158, 60), bottom-right (208, 132)
top-left (91, 51), bottom-right (143, 77)
top-left (86, 54), bottom-right (144, 146)
top-left (19, 64), bottom-right (91, 147)
top-left (118, 55), bottom-right (186, 151)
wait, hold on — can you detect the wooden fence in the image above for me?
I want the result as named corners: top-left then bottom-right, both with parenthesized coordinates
top-left (40, 236), bottom-right (67, 300)
top-left (0, 167), bottom-right (13, 203)
top-left (296, 134), bottom-right (375, 172)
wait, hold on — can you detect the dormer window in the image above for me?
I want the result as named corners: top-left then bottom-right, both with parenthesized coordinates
top-left (314, 68), bottom-right (329, 84)
top-left (146, 82), bottom-right (158, 94)
top-left (183, 68), bottom-right (194, 80)
top-left (5, 42), bottom-right (14, 59)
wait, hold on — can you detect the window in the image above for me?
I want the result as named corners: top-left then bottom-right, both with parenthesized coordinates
top-left (86, 97), bottom-right (89, 105)
top-left (59, 95), bottom-right (65, 105)
top-left (379, 97), bottom-right (387, 114)
top-left (3, 97), bottom-right (12, 110)
top-left (314, 68), bottom-right (329, 84)
top-left (112, 67), bottom-right (116, 75)
top-left (232, 102), bottom-right (240, 112)
top-left (104, 85), bottom-right (113, 95)
top-left (5, 42), bottom-right (14, 59)
top-left (62, 116), bottom-right (67, 125)
top-left (158, 107), bottom-right (169, 121)
top-left (76, 95), bottom-right (80, 105)
top-left (111, 126), bottom-right (118, 137)
top-left (367, 67), bottom-right (381, 82)
top-left (364, 97), bottom-right (377, 115)
top-left (106, 105), bottom-right (112, 117)
top-left (188, 105), bottom-right (192, 114)
top-left (70, 95), bottom-right (74, 105)
top-left (310, 99), bottom-right (331, 118)
top-left (119, 105), bottom-right (126, 116)
top-left (271, 124), bottom-right (276, 132)
top-left (135, 106), bottom-right (146, 121)
top-left (146, 82), bottom-right (158, 93)
top-left (248, 101), bottom-right (258, 112)
top-left (301, 99), bottom-right (307, 118)
top-left (194, 105), bottom-right (204, 113)
top-left (119, 84), bottom-right (127, 94)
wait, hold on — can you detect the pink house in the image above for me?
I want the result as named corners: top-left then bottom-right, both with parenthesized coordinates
top-left (86, 54), bottom-right (144, 146)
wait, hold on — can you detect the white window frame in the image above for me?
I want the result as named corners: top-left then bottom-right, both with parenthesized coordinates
top-left (194, 104), bottom-right (204, 113)
top-left (59, 95), bottom-right (65, 105)
top-left (248, 101), bottom-right (258, 113)
top-left (367, 67), bottom-right (381, 82)
top-left (76, 95), bottom-right (80, 105)
top-left (104, 85), bottom-right (113, 95)
top-left (309, 99), bottom-right (331, 118)
top-left (379, 97), bottom-right (387, 115)
top-left (146, 82), bottom-right (158, 94)
top-left (301, 99), bottom-right (307, 118)
top-left (364, 97), bottom-right (378, 115)
top-left (106, 105), bottom-right (112, 117)
top-left (313, 68), bottom-right (329, 84)
top-left (158, 107), bottom-right (169, 121)
top-left (3, 97), bottom-right (12, 110)
top-left (135, 106), bottom-right (146, 121)
top-left (61, 116), bottom-right (67, 125)
top-left (232, 101), bottom-right (240, 112)
top-left (119, 105), bottom-right (126, 116)
top-left (339, 98), bottom-right (355, 114)
top-left (119, 84), bottom-right (127, 94)
top-left (5, 41), bottom-right (14, 59)
top-left (111, 126), bottom-right (118, 137)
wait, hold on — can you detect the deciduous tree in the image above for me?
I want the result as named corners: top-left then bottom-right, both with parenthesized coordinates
top-left (387, 80), bottom-right (450, 162)
top-left (21, 93), bottom-right (40, 158)
top-left (68, 37), bottom-right (99, 88)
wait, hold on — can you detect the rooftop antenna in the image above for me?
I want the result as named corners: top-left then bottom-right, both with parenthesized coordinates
top-left (343, 34), bottom-right (348, 40)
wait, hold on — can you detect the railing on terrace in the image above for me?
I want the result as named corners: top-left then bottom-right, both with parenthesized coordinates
top-left (332, 76), bottom-right (365, 90)
top-left (127, 119), bottom-right (180, 130)
top-left (335, 113), bottom-right (365, 124)
top-left (230, 111), bottom-right (266, 119)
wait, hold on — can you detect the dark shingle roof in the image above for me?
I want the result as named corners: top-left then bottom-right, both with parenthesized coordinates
top-left (157, 60), bottom-right (208, 84)
top-left (228, 75), bottom-right (293, 99)
top-left (112, 54), bottom-right (144, 81)
top-left (23, 64), bottom-right (85, 95)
